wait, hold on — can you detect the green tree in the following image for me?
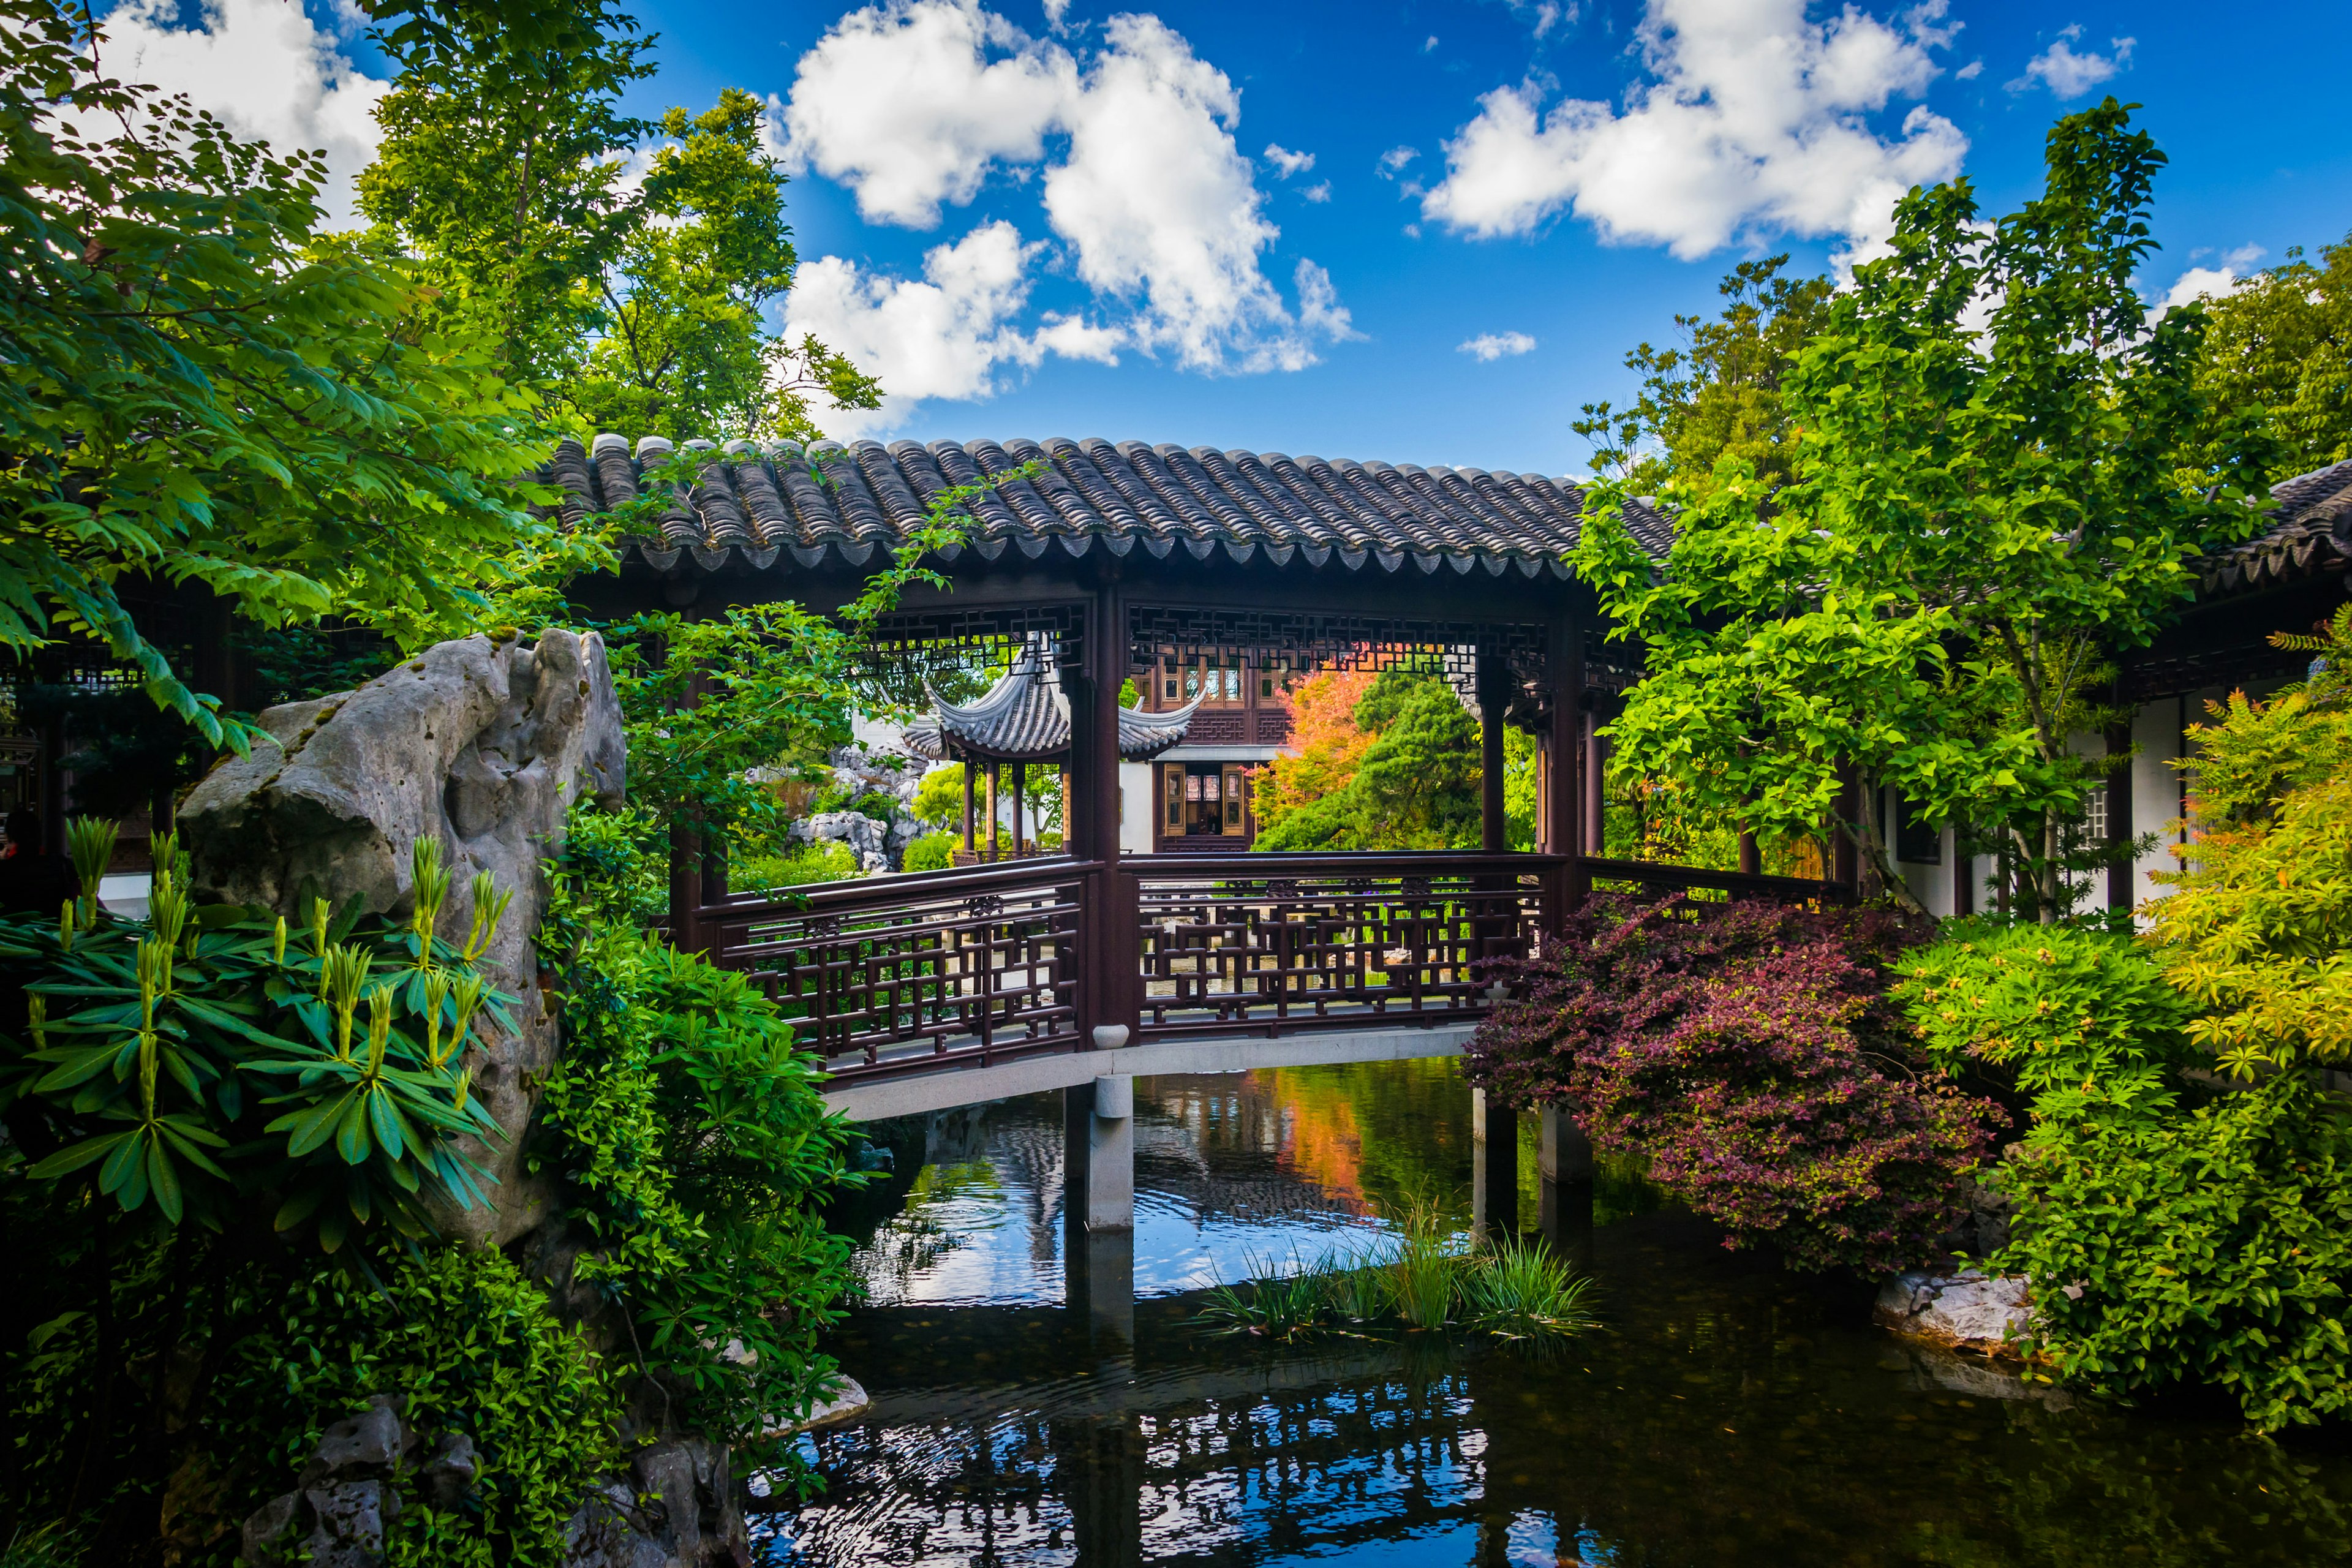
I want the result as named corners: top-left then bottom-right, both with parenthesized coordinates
top-left (1578, 102), bottom-right (2258, 917)
top-left (361, 6), bottom-right (878, 445)
top-left (0, 0), bottom-right (542, 747)
top-left (2185, 232), bottom-right (2352, 481)
top-left (1572, 254), bottom-right (1831, 497)
top-left (356, 0), bottom-right (654, 387)
top-left (1254, 669), bottom-right (1495, 851)
top-left (567, 89), bottom-right (878, 442)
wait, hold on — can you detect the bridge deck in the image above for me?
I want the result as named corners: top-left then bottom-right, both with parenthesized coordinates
top-left (821, 1020), bottom-right (1477, 1121)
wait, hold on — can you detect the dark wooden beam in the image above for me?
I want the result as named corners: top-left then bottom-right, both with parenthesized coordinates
top-left (2106, 725), bottom-right (2134, 912)
top-left (1477, 652), bottom-right (1509, 853)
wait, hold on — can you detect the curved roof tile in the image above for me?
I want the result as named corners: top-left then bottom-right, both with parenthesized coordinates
top-left (529, 434), bottom-right (1667, 577)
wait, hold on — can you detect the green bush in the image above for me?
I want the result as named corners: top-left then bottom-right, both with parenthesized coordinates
top-left (911, 764), bottom-right (964, 826)
top-left (1995, 1073), bottom-right (2352, 1431)
top-left (222, 1247), bottom-right (617, 1567)
top-left (1895, 918), bottom-right (2201, 1133)
top-left (0, 829), bottom-right (515, 1253)
top-left (900, 831), bottom-right (957, 873)
top-left (731, 839), bottom-right (859, 890)
top-left (537, 810), bottom-right (862, 1460)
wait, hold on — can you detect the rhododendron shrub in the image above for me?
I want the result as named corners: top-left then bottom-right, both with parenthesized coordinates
top-left (1467, 895), bottom-right (2003, 1273)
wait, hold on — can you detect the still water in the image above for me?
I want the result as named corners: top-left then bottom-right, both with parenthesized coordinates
top-left (759, 1060), bottom-right (2352, 1566)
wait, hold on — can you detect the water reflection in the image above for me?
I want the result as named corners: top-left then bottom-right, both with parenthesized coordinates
top-left (775, 1062), bottom-right (2352, 1566)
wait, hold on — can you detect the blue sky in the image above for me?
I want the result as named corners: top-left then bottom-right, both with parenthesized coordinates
top-left (101, 0), bottom-right (2352, 475)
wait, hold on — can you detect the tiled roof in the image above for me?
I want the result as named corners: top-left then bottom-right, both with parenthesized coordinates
top-left (536, 434), bottom-right (1672, 578)
top-left (2198, 458), bottom-right (2352, 595)
top-left (903, 643), bottom-right (1198, 764)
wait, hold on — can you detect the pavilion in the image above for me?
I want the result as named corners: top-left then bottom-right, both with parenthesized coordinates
top-left (902, 636), bottom-right (1202, 862)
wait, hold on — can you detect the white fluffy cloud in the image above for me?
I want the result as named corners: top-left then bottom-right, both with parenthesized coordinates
top-left (1264, 143), bottom-right (1315, 178)
top-left (97, 0), bottom-right (388, 228)
top-left (778, 0), bottom-right (1348, 393)
top-left (775, 0), bottom-right (1071, 228)
top-left (1420, 0), bottom-right (1967, 260)
top-left (786, 221), bottom-right (1124, 438)
top-left (2013, 28), bottom-right (2135, 99)
top-left (2148, 245), bottom-right (2264, 318)
top-left (1459, 331), bottom-right (1536, 360)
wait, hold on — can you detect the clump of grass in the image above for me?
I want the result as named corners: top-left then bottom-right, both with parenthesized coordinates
top-left (1, 1523), bottom-right (79, 1568)
top-left (1461, 1234), bottom-right (1596, 1338)
top-left (1383, 1193), bottom-right (1461, 1331)
top-left (1196, 1194), bottom-right (1594, 1345)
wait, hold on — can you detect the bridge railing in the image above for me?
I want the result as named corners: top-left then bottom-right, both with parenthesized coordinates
top-left (1129, 851), bottom-right (1561, 1041)
top-left (702, 856), bottom-right (1098, 1084)
top-left (696, 850), bottom-right (1848, 1083)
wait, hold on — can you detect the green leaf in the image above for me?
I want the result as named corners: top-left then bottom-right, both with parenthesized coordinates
top-left (27, 1129), bottom-right (135, 1179)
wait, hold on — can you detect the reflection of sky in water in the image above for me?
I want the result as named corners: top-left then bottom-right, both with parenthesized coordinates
top-left (853, 1071), bottom-right (1421, 1307)
top-left (775, 1058), bottom-right (2352, 1568)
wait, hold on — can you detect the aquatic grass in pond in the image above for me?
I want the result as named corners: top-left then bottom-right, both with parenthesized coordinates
top-left (1384, 1192), bottom-right (1461, 1330)
top-left (1463, 1235), bottom-right (1597, 1338)
top-left (1196, 1202), bottom-right (1591, 1343)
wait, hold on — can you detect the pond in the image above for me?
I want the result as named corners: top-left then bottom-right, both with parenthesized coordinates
top-left (757, 1060), bottom-right (2352, 1566)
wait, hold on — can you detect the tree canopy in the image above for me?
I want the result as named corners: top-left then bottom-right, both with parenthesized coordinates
top-left (1578, 101), bottom-right (2260, 916)
top-left (0, 0), bottom-right (543, 748)
top-left (360, 5), bottom-right (877, 445)
top-left (1572, 254), bottom-right (1832, 499)
top-left (2186, 230), bottom-right (2352, 482)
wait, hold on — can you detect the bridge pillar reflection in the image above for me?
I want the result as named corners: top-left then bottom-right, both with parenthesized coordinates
top-left (1471, 1088), bottom-right (1517, 1243)
top-left (1537, 1104), bottom-right (1594, 1265)
top-left (1064, 1079), bottom-right (1137, 1344)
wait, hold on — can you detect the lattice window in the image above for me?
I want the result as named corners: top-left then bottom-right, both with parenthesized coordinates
top-left (1126, 605), bottom-right (1547, 688)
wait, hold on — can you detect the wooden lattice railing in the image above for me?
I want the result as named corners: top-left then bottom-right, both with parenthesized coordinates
top-left (1131, 853), bottom-right (1562, 1040)
top-left (695, 850), bottom-right (1848, 1083)
top-left (702, 858), bottom-right (1096, 1082)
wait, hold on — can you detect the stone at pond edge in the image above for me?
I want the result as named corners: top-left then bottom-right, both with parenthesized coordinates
top-left (769, 1374), bottom-right (870, 1437)
top-left (182, 629), bottom-right (625, 1248)
top-left (1874, 1268), bottom-right (2035, 1357)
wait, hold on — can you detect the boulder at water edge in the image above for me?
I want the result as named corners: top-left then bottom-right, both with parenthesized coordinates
top-left (1874, 1269), bottom-right (2035, 1357)
top-left (181, 630), bottom-right (625, 1246)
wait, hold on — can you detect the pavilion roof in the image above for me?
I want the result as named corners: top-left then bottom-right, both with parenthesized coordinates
top-left (534, 433), bottom-right (1675, 579)
top-left (2198, 458), bottom-right (2352, 597)
top-left (903, 643), bottom-right (1200, 764)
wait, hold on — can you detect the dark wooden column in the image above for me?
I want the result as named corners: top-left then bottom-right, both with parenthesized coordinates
top-left (1476, 652), bottom-right (1509, 853)
top-left (986, 762), bottom-right (1000, 862)
top-left (2106, 725), bottom-right (2134, 912)
top-left (1012, 763), bottom-right (1027, 858)
top-left (1581, 703), bottom-right (1607, 854)
top-left (960, 757), bottom-right (975, 858)
top-left (1832, 767), bottom-right (1861, 892)
top-left (1543, 617), bottom-right (1587, 903)
top-left (1074, 579), bottom-right (1135, 1039)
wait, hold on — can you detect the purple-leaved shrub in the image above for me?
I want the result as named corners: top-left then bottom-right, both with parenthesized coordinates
top-left (1467, 894), bottom-right (2004, 1273)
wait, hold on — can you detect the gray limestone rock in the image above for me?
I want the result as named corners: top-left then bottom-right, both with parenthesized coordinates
top-left (1874, 1268), bottom-right (2036, 1356)
top-left (246, 1396), bottom-right (746, 1568)
top-left (794, 810), bottom-right (889, 873)
top-left (181, 630), bottom-right (624, 1245)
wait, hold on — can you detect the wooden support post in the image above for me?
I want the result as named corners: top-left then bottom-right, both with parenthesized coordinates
top-left (1477, 652), bottom-right (1508, 853)
top-left (1581, 703), bottom-right (1607, 855)
top-left (2106, 725), bottom-right (2134, 912)
top-left (1833, 767), bottom-right (1861, 894)
top-left (1075, 579), bottom-right (1134, 1041)
top-left (986, 762), bottom-right (1000, 862)
top-left (1544, 618), bottom-right (1587, 903)
top-left (1738, 832), bottom-right (1762, 876)
top-left (1012, 763), bottom-right (1027, 859)
top-left (960, 755), bottom-right (975, 857)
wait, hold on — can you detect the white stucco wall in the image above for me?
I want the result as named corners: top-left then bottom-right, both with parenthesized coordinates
top-left (1120, 762), bottom-right (1154, 855)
